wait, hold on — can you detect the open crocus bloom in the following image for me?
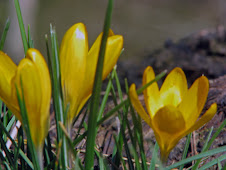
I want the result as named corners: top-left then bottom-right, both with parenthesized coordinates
top-left (129, 66), bottom-right (217, 161)
top-left (60, 23), bottom-right (123, 126)
top-left (0, 48), bottom-right (51, 147)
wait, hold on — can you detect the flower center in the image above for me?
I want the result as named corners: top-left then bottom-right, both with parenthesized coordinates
top-left (153, 105), bottom-right (186, 134)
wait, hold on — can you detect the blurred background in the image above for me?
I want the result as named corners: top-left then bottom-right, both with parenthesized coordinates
top-left (0, 0), bottom-right (226, 64)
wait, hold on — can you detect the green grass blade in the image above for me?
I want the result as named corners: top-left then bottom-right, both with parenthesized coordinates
top-left (6, 116), bottom-right (16, 132)
top-left (149, 142), bottom-right (159, 170)
top-left (179, 133), bottom-right (192, 170)
top-left (166, 146), bottom-right (226, 170)
top-left (97, 71), bottom-right (115, 121)
top-left (0, 120), bottom-right (33, 169)
top-left (192, 121), bottom-right (225, 170)
top-left (113, 134), bottom-right (127, 170)
top-left (137, 70), bottom-right (167, 95)
top-left (198, 154), bottom-right (226, 170)
top-left (0, 136), bottom-right (15, 168)
top-left (0, 18), bottom-right (10, 50)
top-left (14, 0), bottom-right (28, 53)
top-left (27, 24), bottom-right (34, 48)
top-left (49, 24), bottom-right (68, 169)
top-left (85, 0), bottom-right (114, 169)
top-left (14, 136), bottom-right (22, 169)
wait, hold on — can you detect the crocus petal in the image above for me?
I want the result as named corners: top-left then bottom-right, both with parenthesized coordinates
top-left (26, 49), bottom-right (51, 115)
top-left (160, 67), bottom-right (187, 107)
top-left (0, 51), bottom-right (19, 118)
top-left (60, 23), bottom-right (88, 122)
top-left (152, 105), bottom-right (186, 161)
top-left (12, 58), bottom-right (43, 146)
top-left (178, 76), bottom-right (209, 126)
top-left (142, 66), bottom-right (160, 118)
top-left (129, 84), bottom-right (151, 126)
top-left (26, 49), bottom-right (51, 146)
top-left (74, 31), bottom-right (123, 117)
top-left (170, 103), bottom-right (217, 153)
top-left (186, 103), bottom-right (217, 133)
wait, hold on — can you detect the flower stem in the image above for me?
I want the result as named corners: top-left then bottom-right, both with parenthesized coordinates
top-left (36, 146), bottom-right (44, 170)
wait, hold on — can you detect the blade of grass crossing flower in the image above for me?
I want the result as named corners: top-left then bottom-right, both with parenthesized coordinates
top-left (137, 70), bottom-right (167, 95)
top-left (85, 0), bottom-right (114, 169)
top-left (14, 0), bottom-right (28, 53)
top-left (179, 133), bottom-right (192, 170)
top-left (49, 24), bottom-right (68, 169)
top-left (0, 18), bottom-right (10, 50)
top-left (16, 81), bottom-right (40, 170)
top-left (166, 146), bottom-right (226, 170)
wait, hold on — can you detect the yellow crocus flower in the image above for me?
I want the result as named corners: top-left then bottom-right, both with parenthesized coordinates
top-left (60, 23), bottom-right (123, 126)
top-left (129, 66), bottom-right (217, 162)
top-left (0, 48), bottom-right (51, 147)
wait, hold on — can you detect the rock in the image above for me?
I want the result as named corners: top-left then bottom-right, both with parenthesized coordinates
top-left (117, 25), bottom-right (226, 88)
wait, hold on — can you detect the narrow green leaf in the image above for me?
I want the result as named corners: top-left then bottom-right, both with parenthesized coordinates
top-left (49, 24), bottom-right (68, 169)
top-left (85, 0), bottom-right (114, 169)
top-left (14, 0), bottom-right (28, 53)
top-left (0, 18), bottom-right (10, 50)
top-left (192, 121), bottom-right (225, 170)
top-left (0, 136), bottom-right (15, 168)
top-left (97, 70), bottom-right (115, 121)
top-left (149, 142), bottom-right (159, 170)
top-left (166, 146), bottom-right (226, 170)
top-left (27, 24), bottom-right (34, 48)
top-left (198, 154), bottom-right (226, 170)
top-left (113, 134), bottom-right (127, 170)
top-left (0, 120), bottom-right (33, 169)
top-left (179, 133), bottom-right (192, 170)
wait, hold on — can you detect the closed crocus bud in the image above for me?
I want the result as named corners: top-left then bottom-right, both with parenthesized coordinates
top-left (60, 23), bottom-right (123, 126)
top-left (129, 66), bottom-right (217, 162)
top-left (0, 48), bottom-right (51, 147)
